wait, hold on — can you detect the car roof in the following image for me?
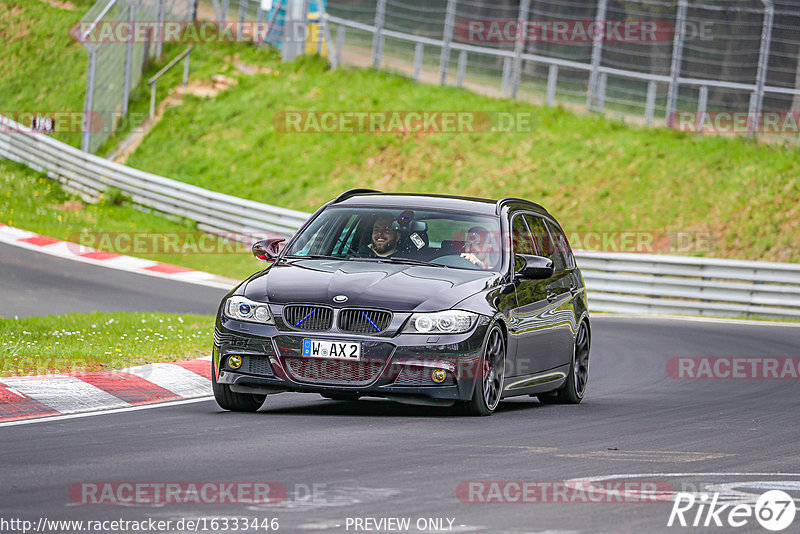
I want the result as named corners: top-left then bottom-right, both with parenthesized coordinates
top-left (332, 191), bottom-right (548, 216)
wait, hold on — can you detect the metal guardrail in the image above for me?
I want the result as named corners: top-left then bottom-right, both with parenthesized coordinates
top-left (0, 115), bottom-right (308, 240)
top-left (1, 114), bottom-right (799, 319)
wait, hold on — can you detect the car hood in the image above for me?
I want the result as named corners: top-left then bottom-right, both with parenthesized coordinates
top-left (243, 259), bottom-right (500, 312)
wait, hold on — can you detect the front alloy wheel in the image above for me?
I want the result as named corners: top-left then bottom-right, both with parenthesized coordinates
top-left (460, 325), bottom-right (505, 416)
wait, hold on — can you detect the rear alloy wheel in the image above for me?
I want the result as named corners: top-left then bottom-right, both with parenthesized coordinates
top-left (212, 361), bottom-right (266, 412)
top-left (538, 321), bottom-right (589, 405)
top-left (460, 325), bottom-right (505, 416)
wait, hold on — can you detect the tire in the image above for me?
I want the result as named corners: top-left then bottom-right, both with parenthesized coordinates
top-left (537, 321), bottom-right (590, 405)
top-left (458, 325), bottom-right (506, 416)
top-left (212, 362), bottom-right (266, 412)
top-left (320, 393), bottom-right (361, 401)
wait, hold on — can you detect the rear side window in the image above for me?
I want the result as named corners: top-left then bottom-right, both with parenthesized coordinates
top-left (546, 221), bottom-right (575, 269)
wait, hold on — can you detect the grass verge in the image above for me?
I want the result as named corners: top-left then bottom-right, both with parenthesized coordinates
top-left (121, 54), bottom-right (800, 263)
top-left (0, 311), bottom-right (214, 376)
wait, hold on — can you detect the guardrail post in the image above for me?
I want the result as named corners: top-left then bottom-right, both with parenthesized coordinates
top-left (546, 64), bottom-right (558, 106)
top-left (372, 0), bottom-right (387, 69)
top-left (666, 0), bottom-right (688, 128)
top-left (748, 0), bottom-right (774, 137)
top-left (586, 0), bottom-right (607, 111)
top-left (122, 1), bottom-right (135, 116)
top-left (413, 43), bottom-right (423, 81)
top-left (456, 50), bottom-right (467, 87)
top-left (645, 80), bottom-right (657, 125)
top-left (82, 47), bottom-right (97, 153)
top-left (696, 85), bottom-right (708, 133)
top-left (511, 0), bottom-right (531, 98)
top-left (439, 0), bottom-right (457, 85)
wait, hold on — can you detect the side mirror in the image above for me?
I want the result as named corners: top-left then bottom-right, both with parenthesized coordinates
top-left (515, 254), bottom-right (554, 279)
top-left (252, 238), bottom-right (285, 262)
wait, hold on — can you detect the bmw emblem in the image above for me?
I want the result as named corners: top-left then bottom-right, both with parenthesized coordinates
top-left (333, 295), bottom-right (348, 303)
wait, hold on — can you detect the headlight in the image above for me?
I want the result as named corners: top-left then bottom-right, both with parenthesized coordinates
top-left (224, 296), bottom-right (274, 324)
top-left (404, 311), bottom-right (478, 334)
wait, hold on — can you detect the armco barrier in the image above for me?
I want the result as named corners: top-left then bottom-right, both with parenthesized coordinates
top-left (0, 116), bottom-right (308, 240)
top-left (1, 114), bottom-right (799, 319)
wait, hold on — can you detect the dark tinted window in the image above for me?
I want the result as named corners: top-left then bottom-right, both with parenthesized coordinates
top-left (511, 215), bottom-right (535, 256)
top-left (525, 214), bottom-right (567, 271)
top-left (546, 221), bottom-right (574, 269)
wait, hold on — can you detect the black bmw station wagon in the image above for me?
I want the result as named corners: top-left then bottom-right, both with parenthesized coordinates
top-left (212, 190), bottom-right (590, 415)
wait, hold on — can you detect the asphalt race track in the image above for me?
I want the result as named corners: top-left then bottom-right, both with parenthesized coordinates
top-left (2, 246), bottom-right (800, 533)
top-left (0, 242), bottom-right (228, 317)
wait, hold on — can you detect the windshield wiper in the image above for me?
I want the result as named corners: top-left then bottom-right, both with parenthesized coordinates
top-left (285, 254), bottom-right (349, 261)
top-left (359, 256), bottom-right (447, 268)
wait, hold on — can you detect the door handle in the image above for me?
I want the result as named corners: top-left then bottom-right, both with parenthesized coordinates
top-left (546, 290), bottom-right (557, 302)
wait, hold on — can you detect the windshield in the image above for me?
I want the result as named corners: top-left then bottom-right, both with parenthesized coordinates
top-left (285, 207), bottom-right (503, 271)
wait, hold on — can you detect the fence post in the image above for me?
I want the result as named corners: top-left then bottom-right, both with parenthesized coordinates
top-left (456, 50), bottom-right (467, 87)
top-left (586, 0), bottom-right (608, 111)
top-left (748, 1), bottom-right (774, 137)
top-left (413, 43), bottom-right (423, 81)
top-left (223, 0), bottom-right (230, 20)
top-left (372, 0), bottom-right (387, 69)
top-left (511, 0), bottom-right (531, 98)
top-left (334, 25), bottom-right (345, 69)
top-left (192, 0), bottom-right (199, 21)
top-left (696, 85), bottom-right (708, 133)
top-left (596, 72), bottom-right (607, 112)
top-left (666, 0), bottom-right (687, 128)
top-left (82, 47), bottom-right (97, 153)
top-left (501, 57), bottom-right (511, 97)
top-left (546, 64), bottom-right (558, 106)
top-left (439, 0), bottom-right (457, 85)
top-left (122, 2), bottom-right (135, 116)
top-left (155, 0), bottom-right (165, 59)
top-left (645, 80), bottom-right (656, 125)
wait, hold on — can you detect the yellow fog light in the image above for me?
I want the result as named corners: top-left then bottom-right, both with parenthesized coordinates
top-left (431, 369), bottom-right (447, 383)
top-left (228, 355), bottom-right (243, 369)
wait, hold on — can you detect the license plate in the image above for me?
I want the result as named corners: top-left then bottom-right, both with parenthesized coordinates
top-left (302, 339), bottom-right (361, 360)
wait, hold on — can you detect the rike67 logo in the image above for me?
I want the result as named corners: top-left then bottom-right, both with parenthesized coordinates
top-left (669, 490), bottom-right (796, 531)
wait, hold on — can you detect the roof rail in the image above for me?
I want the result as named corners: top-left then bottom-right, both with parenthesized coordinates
top-left (332, 188), bottom-right (382, 204)
top-left (495, 197), bottom-right (548, 215)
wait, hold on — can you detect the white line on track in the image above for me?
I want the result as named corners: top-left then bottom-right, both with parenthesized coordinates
top-left (0, 396), bottom-right (213, 428)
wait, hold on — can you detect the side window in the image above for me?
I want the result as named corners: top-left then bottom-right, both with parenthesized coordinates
top-left (511, 214), bottom-right (535, 256)
top-left (525, 214), bottom-right (567, 271)
top-left (523, 214), bottom-right (550, 257)
top-left (546, 221), bottom-right (575, 269)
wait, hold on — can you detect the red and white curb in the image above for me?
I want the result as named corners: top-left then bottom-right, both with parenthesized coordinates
top-left (0, 356), bottom-right (212, 422)
top-left (0, 224), bottom-right (236, 289)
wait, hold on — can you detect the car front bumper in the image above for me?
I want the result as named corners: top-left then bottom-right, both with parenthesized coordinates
top-left (213, 315), bottom-right (490, 405)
